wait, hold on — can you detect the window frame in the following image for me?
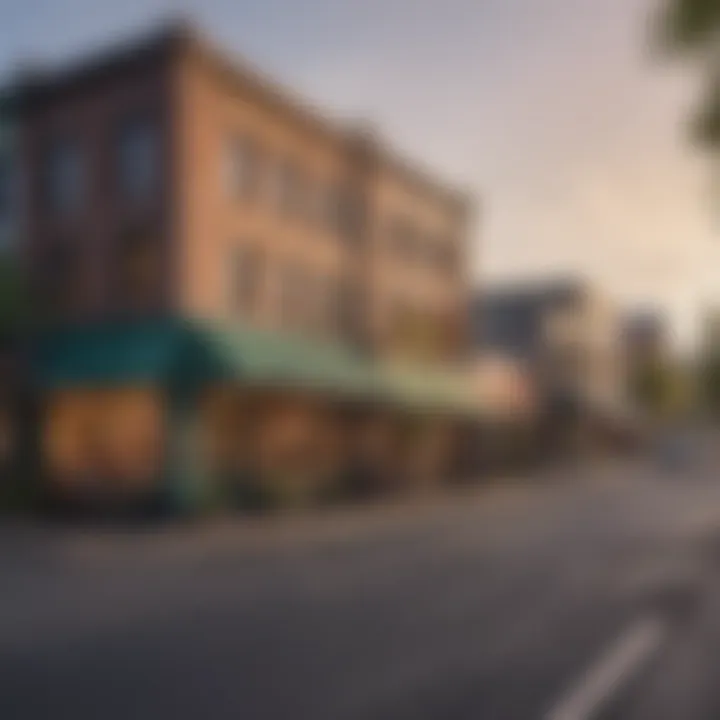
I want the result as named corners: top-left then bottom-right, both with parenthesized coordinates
top-left (116, 115), bottom-right (159, 205)
top-left (44, 137), bottom-right (85, 216)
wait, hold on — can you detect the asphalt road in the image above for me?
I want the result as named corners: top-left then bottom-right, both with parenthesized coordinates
top-left (3, 455), bottom-right (720, 719)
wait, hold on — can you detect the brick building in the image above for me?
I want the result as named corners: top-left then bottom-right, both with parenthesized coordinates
top-left (17, 23), bottom-right (471, 360)
top-left (3, 23), bottom-right (479, 513)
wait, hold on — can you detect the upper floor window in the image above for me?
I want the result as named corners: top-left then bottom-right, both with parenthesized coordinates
top-left (337, 280), bottom-right (362, 343)
top-left (225, 135), bottom-right (262, 200)
top-left (230, 245), bottom-right (265, 316)
top-left (325, 184), bottom-right (364, 241)
top-left (116, 228), bottom-right (161, 310)
top-left (280, 263), bottom-right (310, 330)
top-left (39, 239), bottom-right (84, 317)
top-left (272, 159), bottom-right (304, 217)
top-left (117, 118), bottom-right (158, 203)
top-left (45, 139), bottom-right (84, 216)
top-left (432, 238), bottom-right (458, 274)
top-left (390, 218), bottom-right (417, 259)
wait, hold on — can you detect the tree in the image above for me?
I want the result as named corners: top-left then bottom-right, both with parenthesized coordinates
top-left (699, 350), bottom-right (720, 415)
top-left (629, 358), bottom-right (693, 418)
top-left (657, 0), bottom-right (720, 146)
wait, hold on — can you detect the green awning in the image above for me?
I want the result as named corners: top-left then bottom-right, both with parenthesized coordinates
top-left (34, 320), bottom-right (481, 416)
top-left (192, 320), bottom-right (377, 397)
top-left (35, 322), bottom-right (186, 388)
top-left (378, 363), bottom-right (478, 416)
top-left (34, 320), bottom-right (376, 398)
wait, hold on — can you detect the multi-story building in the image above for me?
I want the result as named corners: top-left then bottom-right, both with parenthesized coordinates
top-left (6, 23), bottom-right (477, 512)
top-left (16, 23), bottom-right (470, 362)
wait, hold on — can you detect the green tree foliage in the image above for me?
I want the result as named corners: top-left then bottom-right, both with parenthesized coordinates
top-left (630, 359), bottom-right (693, 418)
top-left (699, 350), bottom-right (720, 415)
top-left (657, 0), bottom-right (720, 146)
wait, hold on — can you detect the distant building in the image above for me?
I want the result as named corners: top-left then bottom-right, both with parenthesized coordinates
top-left (474, 278), bottom-right (626, 416)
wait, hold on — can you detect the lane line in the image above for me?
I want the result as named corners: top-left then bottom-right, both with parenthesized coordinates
top-left (545, 616), bottom-right (666, 720)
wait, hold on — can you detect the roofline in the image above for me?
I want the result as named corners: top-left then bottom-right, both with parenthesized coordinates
top-left (11, 20), bottom-right (473, 212)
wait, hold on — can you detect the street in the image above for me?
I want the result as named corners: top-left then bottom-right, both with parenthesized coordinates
top-left (3, 455), bottom-right (720, 719)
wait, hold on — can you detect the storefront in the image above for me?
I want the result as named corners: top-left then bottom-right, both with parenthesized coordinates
top-left (31, 319), bottom-right (481, 515)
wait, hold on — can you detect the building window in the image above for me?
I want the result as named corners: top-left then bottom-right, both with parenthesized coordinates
top-left (225, 135), bottom-right (262, 200)
top-left (323, 184), bottom-right (364, 241)
top-left (271, 158), bottom-right (305, 217)
top-left (39, 240), bottom-right (83, 316)
top-left (390, 219), bottom-right (416, 260)
top-left (230, 246), bottom-right (264, 316)
top-left (116, 228), bottom-right (161, 310)
top-left (45, 139), bottom-right (84, 215)
top-left (431, 238), bottom-right (457, 273)
top-left (280, 263), bottom-right (309, 330)
top-left (338, 280), bottom-right (362, 343)
top-left (317, 183), bottom-right (338, 233)
top-left (117, 118), bottom-right (158, 203)
top-left (312, 275), bottom-right (346, 338)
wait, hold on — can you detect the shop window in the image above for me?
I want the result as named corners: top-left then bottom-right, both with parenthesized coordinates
top-left (43, 389), bottom-right (164, 490)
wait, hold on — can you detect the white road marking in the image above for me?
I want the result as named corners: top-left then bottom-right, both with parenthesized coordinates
top-left (545, 616), bottom-right (666, 720)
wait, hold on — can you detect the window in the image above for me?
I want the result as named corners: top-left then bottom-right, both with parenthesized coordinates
top-left (270, 158), bottom-right (307, 217)
top-left (225, 136), bottom-right (262, 200)
top-left (116, 228), bottom-right (161, 309)
top-left (430, 237), bottom-right (457, 273)
top-left (117, 118), bottom-right (158, 203)
top-left (44, 389), bottom-right (164, 488)
top-left (323, 184), bottom-right (364, 240)
top-left (280, 264), bottom-right (309, 329)
top-left (390, 219), bottom-right (416, 259)
top-left (45, 139), bottom-right (84, 215)
top-left (317, 183), bottom-right (339, 232)
top-left (230, 246), bottom-right (264, 315)
top-left (337, 281), bottom-right (362, 342)
top-left (39, 240), bottom-right (83, 316)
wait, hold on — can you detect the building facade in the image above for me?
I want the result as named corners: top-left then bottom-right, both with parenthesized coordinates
top-left (17, 24), bottom-right (471, 362)
top-left (7, 24), bottom-right (478, 513)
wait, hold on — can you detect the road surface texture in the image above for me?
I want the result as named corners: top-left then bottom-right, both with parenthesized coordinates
top-left (3, 455), bottom-right (720, 719)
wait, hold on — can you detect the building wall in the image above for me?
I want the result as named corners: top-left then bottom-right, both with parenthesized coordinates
top-left (174, 44), bottom-right (356, 341)
top-left (368, 165), bottom-right (470, 361)
top-left (17, 28), bottom-right (472, 364)
top-left (19, 45), bottom-right (176, 322)
top-left (174, 40), bottom-right (472, 362)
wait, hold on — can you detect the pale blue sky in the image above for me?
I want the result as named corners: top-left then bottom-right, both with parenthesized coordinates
top-left (1, 0), bottom-right (716, 345)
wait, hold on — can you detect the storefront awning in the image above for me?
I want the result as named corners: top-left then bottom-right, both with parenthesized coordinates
top-left (34, 320), bottom-right (483, 417)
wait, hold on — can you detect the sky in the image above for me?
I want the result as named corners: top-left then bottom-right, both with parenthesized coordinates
top-left (1, 0), bottom-right (717, 346)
